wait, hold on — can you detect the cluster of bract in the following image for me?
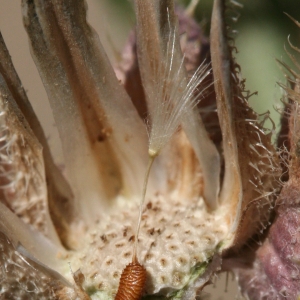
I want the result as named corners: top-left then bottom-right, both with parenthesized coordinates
top-left (0, 0), bottom-right (299, 299)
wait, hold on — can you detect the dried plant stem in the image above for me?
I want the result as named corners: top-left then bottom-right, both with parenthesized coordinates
top-left (132, 154), bottom-right (156, 262)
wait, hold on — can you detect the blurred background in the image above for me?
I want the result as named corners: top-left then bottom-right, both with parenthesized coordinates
top-left (100, 0), bottom-right (300, 131)
top-left (0, 0), bottom-right (300, 299)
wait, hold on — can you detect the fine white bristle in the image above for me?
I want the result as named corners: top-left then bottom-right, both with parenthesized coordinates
top-left (148, 28), bottom-right (211, 157)
top-left (149, 60), bottom-right (211, 157)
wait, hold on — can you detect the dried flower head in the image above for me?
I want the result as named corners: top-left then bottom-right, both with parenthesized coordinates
top-left (0, 0), bottom-right (295, 299)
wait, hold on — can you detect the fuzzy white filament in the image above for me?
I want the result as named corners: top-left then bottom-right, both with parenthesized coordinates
top-left (133, 27), bottom-right (211, 260)
top-left (148, 60), bottom-right (211, 156)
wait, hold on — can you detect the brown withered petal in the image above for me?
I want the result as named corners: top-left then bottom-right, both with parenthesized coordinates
top-left (0, 32), bottom-right (75, 249)
top-left (210, 0), bottom-right (280, 248)
top-left (22, 0), bottom-right (149, 234)
top-left (0, 60), bottom-right (61, 242)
